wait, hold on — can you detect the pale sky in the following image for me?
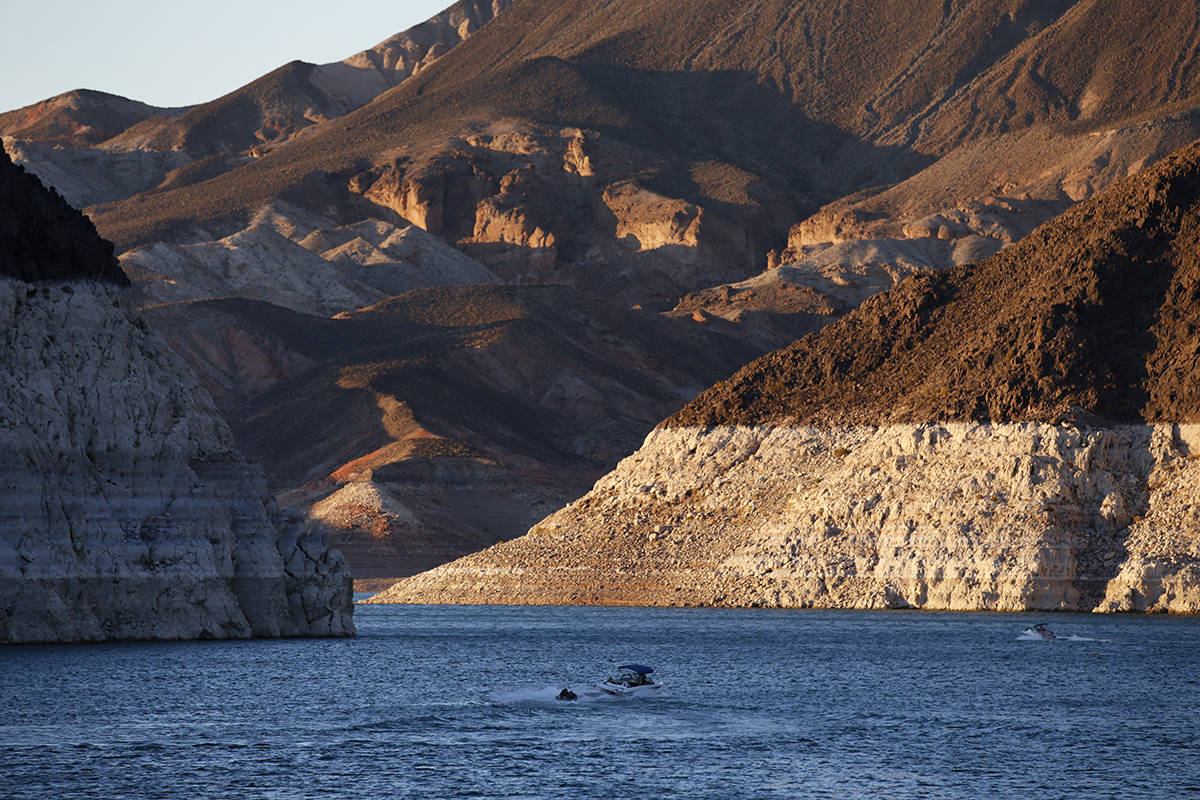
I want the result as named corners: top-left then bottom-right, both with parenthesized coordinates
top-left (0, 0), bottom-right (455, 112)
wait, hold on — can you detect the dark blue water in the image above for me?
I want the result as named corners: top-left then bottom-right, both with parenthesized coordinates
top-left (2, 604), bottom-right (1198, 799)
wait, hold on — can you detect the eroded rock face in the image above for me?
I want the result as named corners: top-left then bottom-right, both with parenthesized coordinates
top-left (0, 278), bottom-right (354, 642)
top-left (340, 0), bottom-right (514, 88)
top-left (352, 125), bottom-right (775, 297)
top-left (368, 423), bottom-right (1200, 612)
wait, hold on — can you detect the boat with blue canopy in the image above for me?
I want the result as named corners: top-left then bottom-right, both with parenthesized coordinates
top-left (598, 664), bottom-right (663, 695)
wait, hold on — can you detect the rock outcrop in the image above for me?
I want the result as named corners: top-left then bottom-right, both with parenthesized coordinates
top-left (0, 146), bottom-right (128, 285)
top-left (0, 143), bottom-right (353, 642)
top-left (369, 137), bottom-right (1200, 612)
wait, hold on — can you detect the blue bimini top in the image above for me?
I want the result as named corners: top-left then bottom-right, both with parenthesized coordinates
top-left (618, 664), bottom-right (654, 674)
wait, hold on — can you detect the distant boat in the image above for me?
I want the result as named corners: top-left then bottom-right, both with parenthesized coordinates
top-left (598, 664), bottom-right (663, 695)
top-left (1024, 622), bottom-right (1057, 640)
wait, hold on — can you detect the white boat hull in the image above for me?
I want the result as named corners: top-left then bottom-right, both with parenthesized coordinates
top-left (597, 680), bottom-right (663, 696)
top-left (1022, 627), bottom-right (1056, 640)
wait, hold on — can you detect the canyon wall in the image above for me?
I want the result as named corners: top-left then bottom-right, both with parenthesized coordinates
top-left (0, 279), bottom-right (355, 642)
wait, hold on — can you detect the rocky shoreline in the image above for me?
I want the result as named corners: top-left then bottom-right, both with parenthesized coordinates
top-left (367, 423), bottom-right (1200, 612)
top-left (370, 140), bottom-right (1200, 613)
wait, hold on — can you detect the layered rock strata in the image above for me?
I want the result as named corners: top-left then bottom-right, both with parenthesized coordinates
top-left (372, 423), bottom-right (1199, 612)
top-left (369, 137), bottom-right (1200, 612)
top-left (0, 279), bottom-right (354, 641)
top-left (0, 143), bottom-right (353, 642)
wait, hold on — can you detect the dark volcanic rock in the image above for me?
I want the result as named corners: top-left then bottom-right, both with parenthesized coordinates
top-left (0, 142), bottom-right (128, 285)
top-left (670, 137), bottom-right (1200, 428)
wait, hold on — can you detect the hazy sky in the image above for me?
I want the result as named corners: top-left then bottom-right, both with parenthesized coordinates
top-left (1, 0), bottom-right (454, 112)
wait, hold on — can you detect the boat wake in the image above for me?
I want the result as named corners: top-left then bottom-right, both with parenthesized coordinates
top-left (491, 685), bottom-right (651, 705)
top-left (1017, 632), bottom-right (1112, 643)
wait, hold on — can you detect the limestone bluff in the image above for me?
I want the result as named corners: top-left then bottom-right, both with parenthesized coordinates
top-left (0, 143), bottom-right (354, 642)
top-left (371, 136), bottom-right (1200, 612)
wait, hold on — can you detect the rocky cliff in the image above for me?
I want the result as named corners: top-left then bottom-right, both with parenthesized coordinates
top-left (0, 144), bottom-right (354, 642)
top-left (369, 137), bottom-right (1200, 613)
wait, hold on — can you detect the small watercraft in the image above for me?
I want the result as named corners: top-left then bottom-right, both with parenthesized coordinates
top-left (598, 664), bottom-right (663, 696)
top-left (1024, 622), bottom-right (1057, 640)
top-left (556, 688), bottom-right (578, 702)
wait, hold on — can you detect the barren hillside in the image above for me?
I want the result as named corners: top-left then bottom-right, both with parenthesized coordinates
top-left (373, 135), bottom-right (1200, 612)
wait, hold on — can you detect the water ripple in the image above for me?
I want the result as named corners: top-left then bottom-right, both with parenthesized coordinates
top-left (2, 608), bottom-right (1198, 799)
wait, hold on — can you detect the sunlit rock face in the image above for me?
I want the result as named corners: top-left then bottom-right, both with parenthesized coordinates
top-left (368, 423), bottom-right (1200, 612)
top-left (0, 143), bottom-right (353, 642)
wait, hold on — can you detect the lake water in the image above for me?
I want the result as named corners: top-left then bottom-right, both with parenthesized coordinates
top-left (2, 603), bottom-right (1198, 799)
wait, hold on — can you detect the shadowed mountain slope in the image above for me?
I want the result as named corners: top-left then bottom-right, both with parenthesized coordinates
top-left (142, 284), bottom-right (756, 576)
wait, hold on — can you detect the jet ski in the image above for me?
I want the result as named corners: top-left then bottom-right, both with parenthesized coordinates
top-left (598, 664), bottom-right (663, 695)
top-left (1024, 622), bottom-right (1057, 640)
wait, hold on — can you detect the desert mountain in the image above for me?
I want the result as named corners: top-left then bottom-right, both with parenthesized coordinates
top-left (12, 1), bottom-right (1200, 584)
top-left (373, 134), bottom-right (1200, 612)
top-left (3, 0), bottom-right (511, 209)
top-left (0, 142), bottom-right (353, 642)
top-left (75, 1), bottom-right (1200, 341)
top-left (0, 89), bottom-right (180, 148)
top-left (91, 1), bottom-right (1200, 242)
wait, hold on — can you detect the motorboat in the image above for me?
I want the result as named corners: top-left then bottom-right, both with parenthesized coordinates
top-left (598, 664), bottom-right (663, 696)
top-left (1024, 622), bottom-right (1057, 640)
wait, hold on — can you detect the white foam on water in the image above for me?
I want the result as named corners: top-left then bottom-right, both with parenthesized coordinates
top-left (491, 684), bottom-right (656, 705)
top-left (490, 685), bottom-right (569, 704)
top-left (1016, 632), bottom-right (1113, 643)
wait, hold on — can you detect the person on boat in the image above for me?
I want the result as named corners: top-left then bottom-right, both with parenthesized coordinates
top-left (556, 688), bottom-right (577, 701)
